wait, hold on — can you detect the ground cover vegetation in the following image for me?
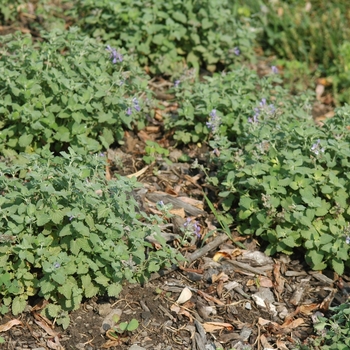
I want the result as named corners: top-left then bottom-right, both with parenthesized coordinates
top-left (1, 0), bottom-right (350, 348)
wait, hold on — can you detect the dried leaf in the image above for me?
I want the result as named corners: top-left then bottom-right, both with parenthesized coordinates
top-left (46, 336), bottom-right (64, 350)
top-left (299, 303), bottom-right (320, 315)
top-left (281, 318), bottom-right (304, 329)
top-left (33, 318), bottom-right (58, 338)
top-left (260, 334), bottom-right (273, 349)
top-left (259, 275), bottom-right (274, 288)
top-left (169, 207), bottom-right (185, 217)
top-left (176, 287), bottom-right (192, 304)
top-left (0, 319), bottom-right (22, 332)
top-left (276, 339), bottom-right (289, 350)
top-left (211, 271), bottom-right (229, 283)
top-left (202, 321), bottom-right (233, 332)
top-left (212, 251), bottom-right (232, 262)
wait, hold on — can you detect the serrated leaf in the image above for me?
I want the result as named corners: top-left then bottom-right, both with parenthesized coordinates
top-left (95, 275), bottom-right (110, 287)
top-left (331, 258), bottom-right (344, 275)
top-left (107, 283), bottom-right (122, 297)
top-left (51, 210), bottom-right (64, 224)
top-left (36, 213), bottom-right (51, 226)
top-left (59, 224), bottom-right (73, 237)
top-left (46, 304), bottom-right (61, 318)
top-left (12, 296), bottom-right (27, 315)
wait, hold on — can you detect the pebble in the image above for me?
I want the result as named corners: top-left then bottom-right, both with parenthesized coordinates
top-left (128, 345), bottom-right (146, 350)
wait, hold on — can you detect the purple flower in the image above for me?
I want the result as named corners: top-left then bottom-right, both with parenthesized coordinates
top-left (69, 215), bottom-right (75, 221)
top-left (346, 236), bottom-right (350, 244)
top-left (206, 109), bottom-right (221, 133)
top-left (311, 139), bottom-right (325, 155)
top-left (106, 45), bottom-right (123, 64)
top-left (260, 98), bottom-right (267, 107)
top-left (233, 47), bottom-right (240, 56)
top-left (53, 262), bottom-right (61, 269)
top-left (126, 107), bottom-right (132, 116)
top-left (133, 97), bottom-right (141, 112)
top-left (174, 80), bottom-right (180, 88)
top-left (183, 218), bottom-right (201, 238)
top-left (158, 201), bottom-right (164, 206)
top-left (271, 66), bottom-right (279, 74)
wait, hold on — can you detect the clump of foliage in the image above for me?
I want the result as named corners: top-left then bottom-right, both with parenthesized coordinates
top-left (242, 0), bottom-right (350, 104)
top-left (71, 0), bottom-right (256, 75)
top-left (165, 66), bottom-right (285, 144)
top-left (167, 66), bottom-right (350, 274)
top-left (208, 100), bottom-right (350, 274)
top-left (0, 149), bottom-right (183, 327)
top-left (301, 302), bottom-right (350, 349)
top-left (0, 28), bottom-right (150, 156)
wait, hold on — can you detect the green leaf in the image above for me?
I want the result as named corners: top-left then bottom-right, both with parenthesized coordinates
top-left (107, 283), bottom-right (122, 297)
top-left (172, 11), bottom-right (187, 24)
top-left (18, 134), bottom-right (34, 148)
top-left (127, 319), bottom-right (139, 331)
top-left (12, 296), bottom-right (27, 315)
top-left (331, 258), bottom-right (344, 275)
top-left (36, 213), bottom-right (51, 226)
top-left (95, 275), bottom-right (110, 287)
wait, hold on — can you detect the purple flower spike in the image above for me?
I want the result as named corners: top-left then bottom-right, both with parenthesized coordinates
top-left (233, 47), bottom-right (240, 56)
top-left (106, 45), bottom-right (123, 64)
top-left (126, 107), bottom-right (132, 116)
top-left (174, 80), bottom-right (180, 88)
top-left (271, 66), bottom-right (279, 74)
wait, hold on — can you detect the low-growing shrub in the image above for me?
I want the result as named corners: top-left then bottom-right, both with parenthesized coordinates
top-left (71, 0), bottom-right (256, 75)
top-left (165, 66), bottom-right (289, 144)
top-left (0, 149), bottom-right (183, 327)
top-left (208, 101), bottom-right (350, 274)
top-left (0, 27), bottom-right (150, 156)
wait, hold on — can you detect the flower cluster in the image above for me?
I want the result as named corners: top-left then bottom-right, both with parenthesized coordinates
top-left (248, 98), bottom-right (275, 123)
top-left (106, 45), bottom-right (123, 64)
top-left (206, 109), bottom-right (221, 134)
top-left (126, 97), bottom-right (141, 115)
top-left (183, 218), bottom-right (201, 238)
top-left (310, 139), bottom-right (325, 155)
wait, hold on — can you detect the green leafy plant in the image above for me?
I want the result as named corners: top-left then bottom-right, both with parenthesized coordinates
top-left (71, 0), bottom-right (255, 75)
top-left (245, 0), bottom-right (350, 104)
top-left (207, 100), bottom-right (350, 274)
top-left (0, 27), bottom-right (150, 156)
top-left (143, 140), bottom-right (170, 165)
top-left (112, 315), bottom-right (139, 333)
top-left (302, 302), bottom-right (350, 349)
top-left (165, 66), bottom-right (284, 144)
top-left (0, 148), bottom-right (184, 327)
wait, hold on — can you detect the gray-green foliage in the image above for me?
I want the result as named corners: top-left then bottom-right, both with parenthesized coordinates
top-left (302, 302), bottom-right (350, 349)
top-left (72, 0), bottom-right (255, 75)
top-left (0, 149), bottom-right (183, 328)
top-left (167, 66), bottom-right (350, 274)
top-left (209, 100), bottom-right (350, 274)
top-left (0, 28), bottom-right (150, 156)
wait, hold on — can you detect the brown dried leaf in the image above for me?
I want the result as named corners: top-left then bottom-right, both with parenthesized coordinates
top-left (281, 318), bottom-right (304, 329)
top-left (33, 319), bottom-right (58, 338)
top-left (276, 338), bottom-right (289, 350)
top-left (46, 336), bottom-right (64, 350)
top-left (259, 275), bottom-right (274, 288)
top-left (211, 271), bottom-right (229, 283)
top-left (260, 334), bottom-right (273, 348)
top-left (299, 303), bottom-right (320, 315)
top-left (202, 321), bottom-right (233, 332)
top-left (0, 319), bottom-right (22, 332)
top-left (169, 207), bottom-right (185, 217)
